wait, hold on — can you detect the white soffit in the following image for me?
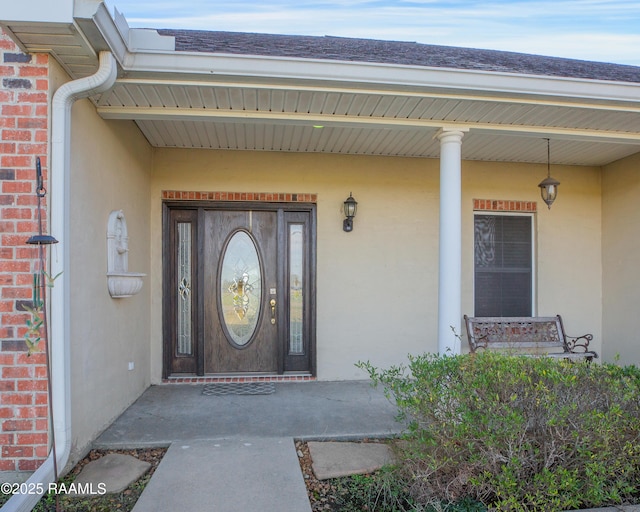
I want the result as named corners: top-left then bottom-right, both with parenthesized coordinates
top-left (131, 119), bottom-right (639, 166)
top-left (95, 79), bottom-right (640, 165)
top-left (1, 21), bottom-right (98, 77)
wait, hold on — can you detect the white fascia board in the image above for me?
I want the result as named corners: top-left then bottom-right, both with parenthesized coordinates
top-left (1, 0), bottom-right (74, 23)
top-left (119, 50), bottom-right (640, 106)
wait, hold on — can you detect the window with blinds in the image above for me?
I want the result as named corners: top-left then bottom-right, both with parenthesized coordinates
top-left (474, 214), bottom-right (533, 317)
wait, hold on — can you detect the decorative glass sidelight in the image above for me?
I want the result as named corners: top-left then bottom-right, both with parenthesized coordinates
top-left (221, 230), bottom-right (262, 347)
top-left (177, 222), bottom-right (193, 355)
top-left (289, 224), bottom-right (304, 354)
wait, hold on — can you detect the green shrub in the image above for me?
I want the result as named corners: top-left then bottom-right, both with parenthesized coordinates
top-left (334, 467), bottom-right (486, 512)
top-left (359, 353), bottom-right (640, 511)
top-left (334, 467), bottom-right (416, 511)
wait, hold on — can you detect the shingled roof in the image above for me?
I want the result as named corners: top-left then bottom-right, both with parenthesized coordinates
top-left (157, 29), bottom-right (640, 84)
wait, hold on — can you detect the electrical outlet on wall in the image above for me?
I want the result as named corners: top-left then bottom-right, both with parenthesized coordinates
top-left (128, 362), bottom-right (135, 371)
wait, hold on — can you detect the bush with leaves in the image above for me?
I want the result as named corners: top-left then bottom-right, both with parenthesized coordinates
top-left (334, 468), bottom-right (487, 512)
top-left (358, 353), bottom-right (640, 511)
top-left (334, 467), bottom-right (417, 512)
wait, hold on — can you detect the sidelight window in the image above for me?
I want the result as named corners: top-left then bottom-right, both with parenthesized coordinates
top-left (289, 224), bottom-right (304, 355)
top-left (177, 222), bottom-right (193, 355)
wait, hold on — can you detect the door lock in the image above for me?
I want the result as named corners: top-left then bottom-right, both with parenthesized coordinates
top-left (270, 298), bottom-right (276, 324)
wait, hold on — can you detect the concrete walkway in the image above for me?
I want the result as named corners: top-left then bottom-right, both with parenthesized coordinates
top-left (94, 381), bottom-right (403, 512)
top-left (132, 437), bottom-right (312, 512)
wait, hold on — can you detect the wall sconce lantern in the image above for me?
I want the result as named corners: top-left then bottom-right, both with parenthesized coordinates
top-left (343, 193), bottom-right (358, 232)
top-left (538, 138), bottom-right (560, 209)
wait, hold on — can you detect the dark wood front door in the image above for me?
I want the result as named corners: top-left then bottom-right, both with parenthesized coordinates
top-left (204, 210), bottom-right (278, 373)
top-left (163, 203), bottom-right (315, 377)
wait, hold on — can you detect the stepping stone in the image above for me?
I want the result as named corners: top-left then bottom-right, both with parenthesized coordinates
top-left (307, 441), bottom-right (396, 480)
top-left (70, 453), bottom-right (151, 495)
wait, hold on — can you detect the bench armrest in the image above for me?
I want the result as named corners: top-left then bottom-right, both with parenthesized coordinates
top-left (564, 333), bottom-right (595, 354)
top-left (471, 334), bottom-right (489, 352)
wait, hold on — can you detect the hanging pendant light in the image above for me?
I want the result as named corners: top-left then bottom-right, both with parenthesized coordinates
top-left (538, 138), bottom-right (560, 209)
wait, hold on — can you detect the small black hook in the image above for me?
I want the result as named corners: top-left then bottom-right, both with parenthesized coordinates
top-left (36, 157), bottom-right (46, 198)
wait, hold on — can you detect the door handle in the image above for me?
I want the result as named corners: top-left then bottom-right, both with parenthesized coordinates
top-left (270, 298), bottom-right (276, 324)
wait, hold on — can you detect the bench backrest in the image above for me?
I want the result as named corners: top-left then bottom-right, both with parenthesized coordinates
top-left (464, 315), bottom-right (568, 353)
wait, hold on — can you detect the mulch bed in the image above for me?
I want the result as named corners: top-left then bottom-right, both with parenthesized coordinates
top-left (68, 447), bottom-right (167, 477)
top-left (55, 447), bottom-right (167, 511)
top-left (0, 447), bottom-right (167, 512)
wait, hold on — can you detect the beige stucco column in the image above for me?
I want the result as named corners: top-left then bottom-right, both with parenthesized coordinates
top-left (436, 128), bottom-right (466, 354)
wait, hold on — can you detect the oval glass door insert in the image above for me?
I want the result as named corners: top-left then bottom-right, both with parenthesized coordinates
top-left (220, 230), bottom-right (262, 347)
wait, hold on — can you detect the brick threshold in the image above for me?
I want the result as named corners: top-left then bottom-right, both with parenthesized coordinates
top-left (162, 374), bottom-right (315, 384)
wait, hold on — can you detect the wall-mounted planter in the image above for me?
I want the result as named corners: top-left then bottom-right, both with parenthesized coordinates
top-left (107, 272), bottom-right (146, 298)
top-left (107, 210), bottom-right (146, 298)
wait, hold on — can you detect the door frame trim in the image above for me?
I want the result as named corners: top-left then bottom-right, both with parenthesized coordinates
top-left (162, 200), bottom-right (317, 378)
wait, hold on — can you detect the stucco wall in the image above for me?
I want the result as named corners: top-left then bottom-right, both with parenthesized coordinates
top-left (150, 149), bottom-right (439, 381)
top-left (602, 151), bottom-right (640, 363)
top-left (462, 159), bottom-right (603, 356)
top-left (150, 148), bottom-right (603, 381)
top-left (62, 60), bottom-right (152, 465)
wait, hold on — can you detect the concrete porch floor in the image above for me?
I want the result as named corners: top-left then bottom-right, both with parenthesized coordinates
top-left (95, 380), bottom-right (403, 448)
top-left (92, 380), bottom-right (403, 512)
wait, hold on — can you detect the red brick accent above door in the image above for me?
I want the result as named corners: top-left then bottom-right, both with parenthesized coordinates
top-left (162, 191), bottom-right (317, 203)
top-left (473, 199), bottom-right (537, 212)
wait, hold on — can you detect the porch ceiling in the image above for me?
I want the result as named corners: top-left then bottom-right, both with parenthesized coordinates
top-left (4, 12), bottom-right (640, 167)
top-left (95, 81), bottom-right (640, 166)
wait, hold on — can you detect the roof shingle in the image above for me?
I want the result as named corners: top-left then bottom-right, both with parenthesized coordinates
top-left (158, 29), bottom-right (640, 84)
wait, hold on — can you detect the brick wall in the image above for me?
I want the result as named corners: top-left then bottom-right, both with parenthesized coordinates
top-left (0, 30), bottom-right (50, 472)
top-left (473, 199), bottom-right (537, 213)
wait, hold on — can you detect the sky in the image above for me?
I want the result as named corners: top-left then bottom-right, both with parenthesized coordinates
top-left (104, 0), bottom-right (640, 66)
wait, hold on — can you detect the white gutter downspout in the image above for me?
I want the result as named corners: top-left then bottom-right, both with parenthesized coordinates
top-left (3, 51), bottom-right (117, 512)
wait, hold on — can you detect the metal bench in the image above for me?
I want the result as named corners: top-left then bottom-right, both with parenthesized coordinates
top-left (463, 315), bottom-right (598, 362)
